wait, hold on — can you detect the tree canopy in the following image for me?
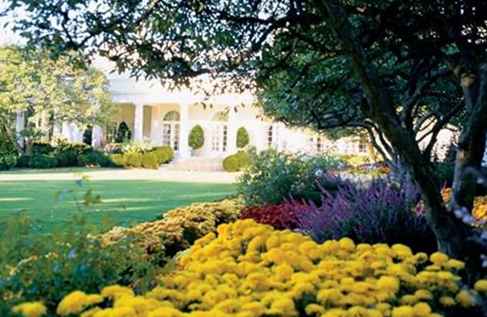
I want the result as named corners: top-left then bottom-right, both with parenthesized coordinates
top-left (0, 46), bottom-right (114, 138)
top-left (4, 0), bottom-right (487, 280)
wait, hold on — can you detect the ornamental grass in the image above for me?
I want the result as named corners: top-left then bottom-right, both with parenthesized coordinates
top-left (16, 219), bottom-right (487, 317)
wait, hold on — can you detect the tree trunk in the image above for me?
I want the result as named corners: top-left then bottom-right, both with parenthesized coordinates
top-left (317, 0), bottom-right (486, 281)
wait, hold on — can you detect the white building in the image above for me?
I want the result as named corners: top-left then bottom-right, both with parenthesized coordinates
top-left (34, 59), bottom-right (369, 160)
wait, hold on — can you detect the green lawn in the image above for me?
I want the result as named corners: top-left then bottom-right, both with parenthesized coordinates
top-left (0, 177), bottom-right (236, 236)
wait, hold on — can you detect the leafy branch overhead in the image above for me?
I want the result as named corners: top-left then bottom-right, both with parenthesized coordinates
top-left (5, 0), bottom-right (487, 282)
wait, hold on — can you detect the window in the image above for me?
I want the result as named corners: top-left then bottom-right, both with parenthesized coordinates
top-left (162, 111), bottom-right (180, 151)
top-left (267, 125), bottom-right (273, 148)
top-left (358, 140), bottom-right (368, 154)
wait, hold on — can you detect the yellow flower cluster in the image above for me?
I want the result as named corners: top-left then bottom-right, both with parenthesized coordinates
top-left (15, 220), bottom-right (487, 317)
top-left (101, 199), bottom-right (242, 258)
top-left (441, 188), bottom-right (487, 220)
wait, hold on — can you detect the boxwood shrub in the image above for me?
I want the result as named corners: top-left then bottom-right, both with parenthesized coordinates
top-left (29, 154), bottom-right (58, 169)
top-left (141, 152), bottom-right (160, 169)
top-left (151, 146), bottom-right (174, 164)
top-left (223, 151), bottom-right (250, 172)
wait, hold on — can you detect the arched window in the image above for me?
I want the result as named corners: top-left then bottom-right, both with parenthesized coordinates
top-left (212, 111), bottom-right (229, 122)
top-left (162, 111), bottom-right (180, 150)
top-left (163, 111), bottom-right (180, 121)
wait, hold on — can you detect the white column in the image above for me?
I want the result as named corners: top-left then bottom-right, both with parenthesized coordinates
top-left (227, 107), bottom-right (238, 154)
top-left (133, 103), bottom-right (144, 142)
top-left (61, 121), bottom-right (72, 142)
top-left (178, 103), bottom-right (191, 159)
top-left (15, 110), bottom-right (25, 147)
top-left (92, 125), bottom-right (104, 148)
top-left (150, 106), bottom-right (162, 145)
top-left (52, 121), bottom-right (62, 139)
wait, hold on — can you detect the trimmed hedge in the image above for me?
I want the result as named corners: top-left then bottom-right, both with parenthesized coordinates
top-left (151, 146), bottom-right (174, 164)
top-left (79, 150), bottom-right (113, 167)
top-left (236, 127), bottom-right (250, 148)
top-left (30, 154), bottom-right (58, 169)
top-left (124, 152), bottom-right (143, 168)
top-left (188, 125), bottom-right (204, 150)
top-left (222, 151), bottom-right (250, 172)
top-left (141, 152), bottom-right (160, 169)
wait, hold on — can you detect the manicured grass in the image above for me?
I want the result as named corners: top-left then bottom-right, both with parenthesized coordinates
top-left (0, 178), bottom-right (236, 236)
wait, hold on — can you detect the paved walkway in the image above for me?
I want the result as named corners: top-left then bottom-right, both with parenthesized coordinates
top-left (0, 167), bottom-right (239, 183)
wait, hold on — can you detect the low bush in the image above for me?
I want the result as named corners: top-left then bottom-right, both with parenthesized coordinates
top-left (101, 199), bottom-right (243, 264)
top-left (15, 155), bottom-right (32, 168)
top-left (238, 149), bottom-right (344, 205)
top-left (123, 152), bottom-right (143, 168)
top-left (109, 154), bottom-right (126, 167)
top-left (0, 215), bottom-right (158, 315)
top-left (27, 219), bottom-right (486, 317)
top-left (151, 146), bottom-right (174, 164)
top-left (54, 142), bottom-right (92, 167)
top-left (29, 154), bottom-right (58, 169)
top-left (31, 142), bottom-right (55, 155)
top-left (141, 152), bottom-right (160, 169)
top-left (0, 126), bottom-right (18, 170)
top-left (240, 201), bottom-right (304, 230)
top-left (223, 151), bottom-right (250, 172)
top-left (79, 150), bottom-right (113, 167)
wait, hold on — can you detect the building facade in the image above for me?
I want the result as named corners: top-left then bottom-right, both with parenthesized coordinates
top-left (40, 59), bottom-right (369, 160)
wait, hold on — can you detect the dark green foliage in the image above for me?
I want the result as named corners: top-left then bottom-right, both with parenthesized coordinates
top-left (188, 125), bottom-right (204, 150)
top-left (151, 146), bottom-right (174, 164)
top-left (79, 150), bottom-right (113, 167)
top-left (15, 155), bottom-right (32, 168)
top-left (54, 142), bottom-right (92, 167)
top-left (0, 214), bottom-right (158, 315)
top-left (124, 152), bottom-right (143, 168)
top-left (238, 149), bottom-right (344, 206)
top-left (223, 151), bottom-right (250, 172)
top-left (236, 127), bottom-right (250, 148)
top-left (31, 141), bottom-right (55, 155)
top-left (29, 154), bottom-right (58, 169)
top-left (434, 162), bottom-right (455, 188)
top-left (141, 152), bottom-right (160, 169)
top-left (115, 121), bottom-right (131, 143)
top-left (0, 124), bottom-right (18, 170)
top-left (83, 125), bottom-right (93, 145)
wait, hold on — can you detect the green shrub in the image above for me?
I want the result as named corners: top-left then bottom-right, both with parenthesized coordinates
top-left (0, 125), bottom-right (18, 170)
top-left (0, 215), bottom-right (158, 315)
top-left (54, 142), bottom-right (92, 167)
top-left (110, 154), bottom-right (126, 167)
top-left (29, 154), bottom-right (58, 169)
top-left (79, 150), bottom-right (113, 167)
top-left (124, 152), bottom-right (143, 168)
top-left (15, 155), bottom-right (32, 168)
top-left (31, 141), bottom-right (55, 155)
top-left (188, 125), bottom-right (204, 150)
top-left (236, 127), bottom-right (250, 148)
top-left (151, 146), bottom-right (174, 164)
top-left (434, 162), bottom-right (455, 187)
top-left (238, 149), bottom-right (344, 205)
top-left (141, 152), bottom-right (160, 169)
top-left (223, 151), bottom-right (250, 172)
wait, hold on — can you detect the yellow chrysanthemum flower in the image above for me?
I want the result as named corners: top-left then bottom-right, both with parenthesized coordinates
top-left (12, 302), bottom-right (47, 317)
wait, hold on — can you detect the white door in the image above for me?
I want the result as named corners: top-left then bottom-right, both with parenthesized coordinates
top-left (210, 124), bottom-right (228, 153)
top-left (162, 122), bottom-right (180, 151)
